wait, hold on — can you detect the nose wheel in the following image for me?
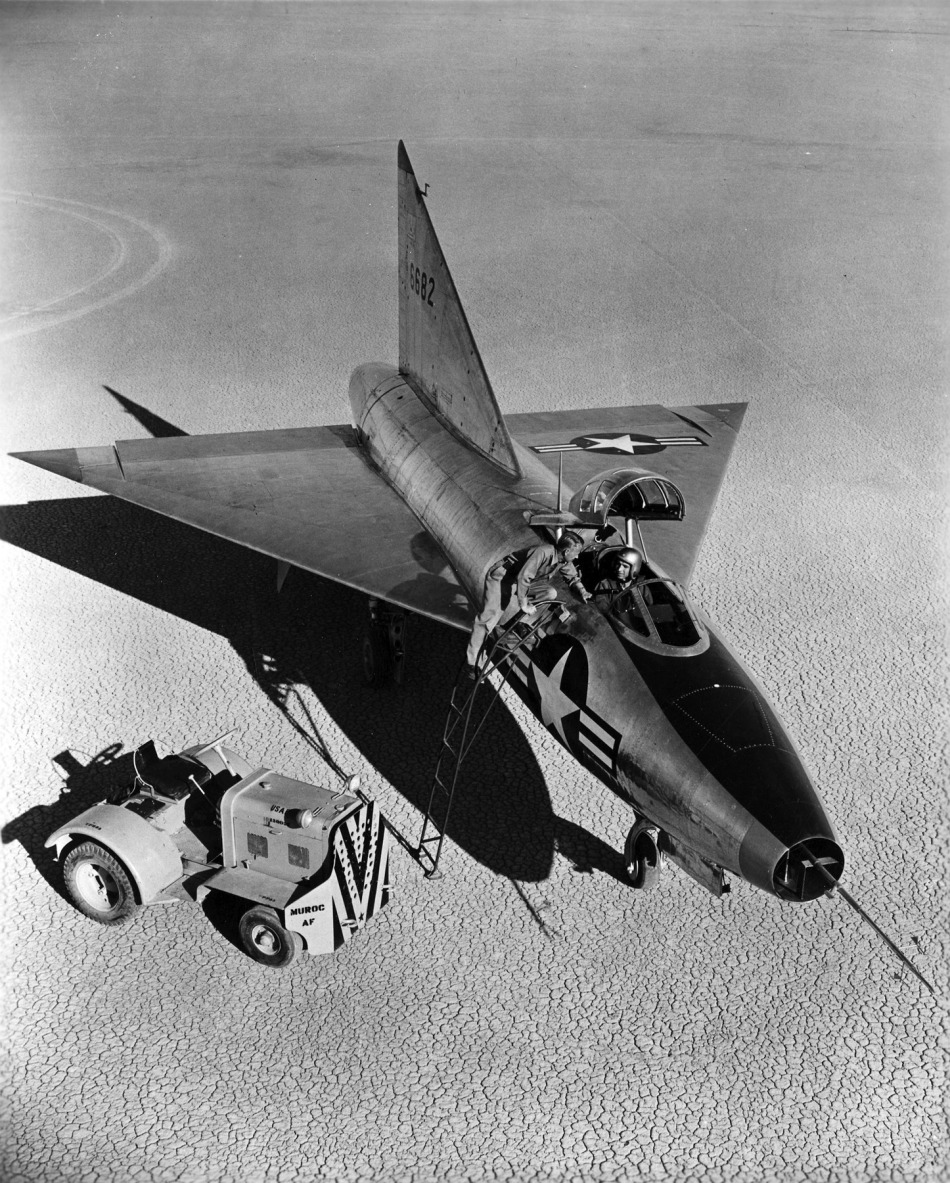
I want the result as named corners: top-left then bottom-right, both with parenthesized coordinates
top-left (625, 818), bottom-right (661, 890)
top-left (361, 598), bottom-right (408, 686)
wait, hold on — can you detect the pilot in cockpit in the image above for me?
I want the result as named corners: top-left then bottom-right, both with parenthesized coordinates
top-left (593, 547), bottom-right (652, 635)
top-left (593, 547), bottom-right (645, 602)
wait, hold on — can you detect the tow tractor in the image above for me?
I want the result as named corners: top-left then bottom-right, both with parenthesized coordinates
top-left (45, 732), bottom-right (394, 967)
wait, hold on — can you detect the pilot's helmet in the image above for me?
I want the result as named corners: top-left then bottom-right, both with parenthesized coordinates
top-left (613, 548), bottom-right (643, 578)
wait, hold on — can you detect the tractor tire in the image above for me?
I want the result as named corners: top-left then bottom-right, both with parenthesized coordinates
top-left (361, 626), bottom-right (392, 687)
top-left (238, 906), bottom-right (303, 968)
top-left (625, 823), bottom-right (661, 891)
top-left (63, 841), bottom-right (140, 925)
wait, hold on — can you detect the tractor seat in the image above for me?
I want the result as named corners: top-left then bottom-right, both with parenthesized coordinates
top-left (139, 753), bottom-right (213, 802)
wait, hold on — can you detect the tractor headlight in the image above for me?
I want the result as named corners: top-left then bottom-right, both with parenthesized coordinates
top-left (284, 808), bottom-right (314, 830)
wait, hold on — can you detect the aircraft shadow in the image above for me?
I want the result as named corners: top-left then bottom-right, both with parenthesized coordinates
top-left (1, 494), bottom-right (631, 888)
top-left (103, 385), bottom-right (189, 438)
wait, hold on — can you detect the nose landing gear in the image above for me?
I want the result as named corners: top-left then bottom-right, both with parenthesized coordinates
top-left (625, 817), bottom-right (662, 890)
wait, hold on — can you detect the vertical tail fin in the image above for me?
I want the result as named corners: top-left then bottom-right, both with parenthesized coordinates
top-left (397, 141), bottom-right (521, 477)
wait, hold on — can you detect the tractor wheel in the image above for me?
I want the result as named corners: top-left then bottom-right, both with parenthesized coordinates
top-left (625, 823), bottom-right (661, 891)
top-left (63, 841), bottom-right (140, 925)
top-left (238, 906), bottom-right (302, 968)
top-left (361, 626), bottom-right (392, 687)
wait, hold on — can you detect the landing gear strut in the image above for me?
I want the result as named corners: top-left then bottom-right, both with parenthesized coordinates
top-left (625, 817), bottom-right (662, 890)
top-left (361, 598), bottom-right (408, 687)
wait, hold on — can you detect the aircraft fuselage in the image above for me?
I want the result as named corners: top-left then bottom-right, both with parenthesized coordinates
top-left (350, 362), bottom-right (843, 901)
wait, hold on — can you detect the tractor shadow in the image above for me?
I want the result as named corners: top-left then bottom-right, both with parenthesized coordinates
top-left (0, 742), bottom-right (264, 956)
top-left (1, 744), bottom-right (135, 905)
top-left (199, 890), bottom-right (251, 957)
top-left (1, 493), bottom-right (630, 888)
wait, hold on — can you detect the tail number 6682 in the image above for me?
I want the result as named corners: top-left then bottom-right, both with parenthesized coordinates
top-left (408, 262), bottom-right (435, 307)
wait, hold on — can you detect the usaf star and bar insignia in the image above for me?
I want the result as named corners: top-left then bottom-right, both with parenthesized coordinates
top-left (531, 431), bottom-right (705, 457)
top-left (506, 636), bottom-right (621, 778)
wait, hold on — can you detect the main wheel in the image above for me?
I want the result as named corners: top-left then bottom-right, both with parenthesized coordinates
top-left (238, 905), bottom-right (302, 968)
top-left (63, 841), bottom-right (140, 925)
top-left (625, 822), bottom-right (661, 891)
top-left (361, 626), bottom-right (392, 687)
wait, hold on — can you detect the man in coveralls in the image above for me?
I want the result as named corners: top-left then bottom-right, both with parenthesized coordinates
top-left (465, 531), bottom-right (589, 672)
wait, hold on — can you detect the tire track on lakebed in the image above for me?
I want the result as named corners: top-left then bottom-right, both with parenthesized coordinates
top-left (0, 192), bottom-right (175, 342)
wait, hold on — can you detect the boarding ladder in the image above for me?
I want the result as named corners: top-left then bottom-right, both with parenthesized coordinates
top-left (415, 600), bottom-right (570, 878)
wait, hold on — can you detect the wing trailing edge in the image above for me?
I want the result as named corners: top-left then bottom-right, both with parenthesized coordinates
top-left (397, 141), bottom-right (521, 478)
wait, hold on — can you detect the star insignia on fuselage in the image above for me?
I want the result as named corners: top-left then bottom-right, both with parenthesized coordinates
top-left (530, 648), bottom-right (581, 746)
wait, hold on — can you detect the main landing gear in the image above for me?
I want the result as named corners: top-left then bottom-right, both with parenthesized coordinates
top-left (361, 598), bottom-right (408, 687)
top-left (625, 817), bottom-right (662, 891)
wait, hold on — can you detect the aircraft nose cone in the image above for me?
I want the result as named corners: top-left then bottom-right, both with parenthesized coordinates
top-left (726, 747), bottom-right (844, 900)
top-left (668, 682), bottom-right (843, 898)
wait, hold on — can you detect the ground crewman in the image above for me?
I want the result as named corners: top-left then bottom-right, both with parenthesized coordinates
top-left (465, 531), bottom-right (589, 671)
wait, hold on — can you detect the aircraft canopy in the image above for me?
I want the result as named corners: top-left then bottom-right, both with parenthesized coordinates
top-left (568, 469), bottom-right (685, 525)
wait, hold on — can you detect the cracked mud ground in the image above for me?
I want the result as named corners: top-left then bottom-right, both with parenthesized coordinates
top-left (1, 4), bottom-right (947, 1182)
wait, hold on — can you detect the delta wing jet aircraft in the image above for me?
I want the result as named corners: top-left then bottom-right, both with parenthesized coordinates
top-left (15, 143), bottom-right (931, 980)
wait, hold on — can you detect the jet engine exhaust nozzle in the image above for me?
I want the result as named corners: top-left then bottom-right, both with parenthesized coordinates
top-left (773, 837), bottom-right (844, 902)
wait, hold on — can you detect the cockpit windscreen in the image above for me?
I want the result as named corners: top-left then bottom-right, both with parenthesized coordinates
top-left (602, 578), bottom-right (706, 652)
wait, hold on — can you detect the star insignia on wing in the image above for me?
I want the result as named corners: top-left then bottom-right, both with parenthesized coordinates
top-left (581, 433), bottom-right (652, 454)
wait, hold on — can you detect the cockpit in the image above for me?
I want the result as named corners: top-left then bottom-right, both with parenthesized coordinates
top-left (527, 466), bottom-right (710, 656)
top-left (590, 551), bottom-right (709, 656)
top-left (527, 465), bottom-right (709, 654)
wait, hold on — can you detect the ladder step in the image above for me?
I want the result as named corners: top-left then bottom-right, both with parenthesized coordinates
top-left (416, 653), bottom-right (517, 879)
top-left (443, 718), bottom-right (464, 742)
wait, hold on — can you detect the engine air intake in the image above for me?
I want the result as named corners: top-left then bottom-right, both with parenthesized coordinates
top-left (773, 837), bottom-right (844, 902)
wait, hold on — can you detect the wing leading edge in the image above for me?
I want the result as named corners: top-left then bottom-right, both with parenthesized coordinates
top-left (12, 426), bottom-right (473, 630)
